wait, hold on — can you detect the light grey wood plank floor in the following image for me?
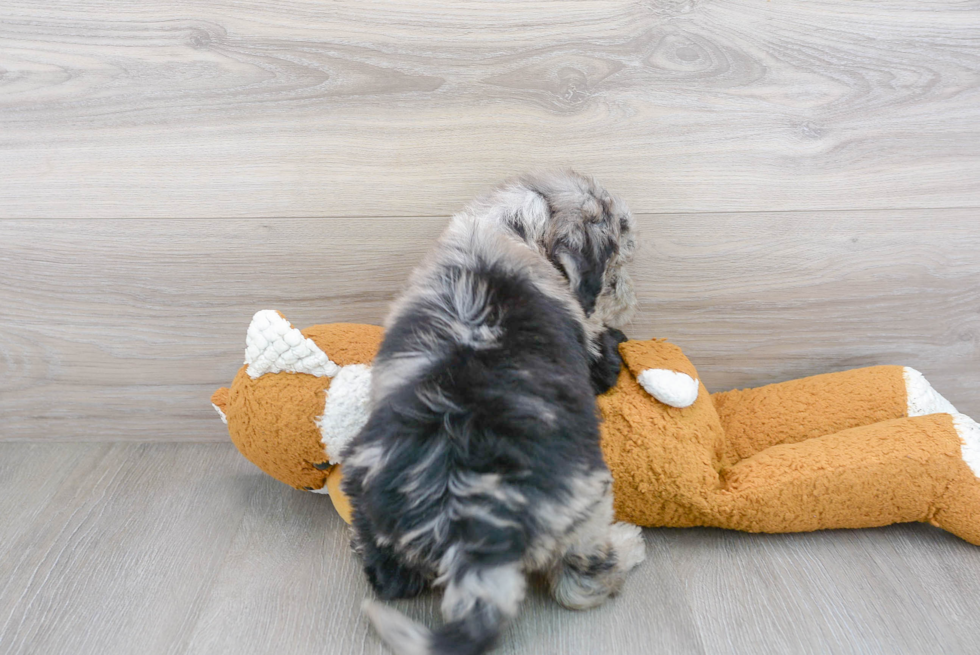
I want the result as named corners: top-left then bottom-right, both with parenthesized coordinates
top-left (2, 442), bottom-right (978, 655)
top-left (1, 0), bottom-right (978, 217)
top-left (2, 210), bottom-right (978, 441)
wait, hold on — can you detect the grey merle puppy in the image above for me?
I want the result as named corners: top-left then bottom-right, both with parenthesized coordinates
top-left (342, 171), bottom-right (645, 655)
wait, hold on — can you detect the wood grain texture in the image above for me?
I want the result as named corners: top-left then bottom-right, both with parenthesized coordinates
top-left (0, 443), bottom-right (256, 655)
top-left (635, 210), bottom-right (980, 411)
top-left (1, 0), bottom-right (979, 217)
top-left (2, 211), bottom-right (977, 441)
top-left (666, 525), bottom-right (980, 655)
top-left (2, 442), bottom-right (980, 655)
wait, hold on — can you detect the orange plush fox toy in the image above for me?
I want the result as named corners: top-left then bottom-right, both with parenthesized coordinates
top-left (213, 310), bottom-right (980, 545)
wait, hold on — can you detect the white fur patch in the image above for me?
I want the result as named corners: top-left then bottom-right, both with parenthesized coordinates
top-left (637, 369), bottom-right (699, 408)
top-left (548, 516), bottom-right (643, 611)
top-left (344, 444), bottom-right (387, 485)
top-left (316, 364), bottom-right (372, 463)
top-left (904, 367), bottom-right (958, 416)
top-left (362, 600), bottom-right (433, 655)
top-left (371, 353), bottom-right (435, 404)
top-left (441, 562), bottom-right (525, 622)
top-left (608, 522), bottom-right (646, 572)
top-left (244, 310), bottom-right (340, 379)
top-left (211, 403), bottom-right (227, 425)
top-left (954, 413), bottom-right (980, 478)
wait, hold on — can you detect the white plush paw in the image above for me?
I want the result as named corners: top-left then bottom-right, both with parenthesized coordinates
top-left (954, 413), bottom-right (980, 478)
top-left (636, 369), bottom-right (699, 408)
top-left (904, 367), bottom-right (958, 417)
top-left (244, 310), bottom-right (340, 379)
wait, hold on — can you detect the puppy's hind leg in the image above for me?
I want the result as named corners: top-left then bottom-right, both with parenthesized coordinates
top-left (357, 533), bottom-right (429, 601)
top-left (548, 493), bottom-right (645, 610)
top-left (365, 555), bottom-right (527, 655)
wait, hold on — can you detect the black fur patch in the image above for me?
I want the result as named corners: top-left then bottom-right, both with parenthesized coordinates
top-left (590, 327), bottom-right (627, 395)
top-left (343, 258), bottom-right (609, 653)
top-left (344, 171), bottom-right (638, 655)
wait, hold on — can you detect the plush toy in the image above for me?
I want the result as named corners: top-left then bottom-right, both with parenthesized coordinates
top-left (211, 311), bottom-right (383, 523)
top-left (213, 310), bottom-right (980, 545)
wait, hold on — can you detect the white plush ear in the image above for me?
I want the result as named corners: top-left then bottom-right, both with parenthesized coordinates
top-left (244, 310), bottom-right (340, 379)
top-left (636, 369), bottom-right (699, 408)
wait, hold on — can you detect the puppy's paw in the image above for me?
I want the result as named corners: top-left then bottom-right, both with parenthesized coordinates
top-left (608, 522), bottom-right (646, 572)
top-left (590, 328), bottom-right (628, 395)
top-left (366, 563), bottom-right (428, 600)
top-left (363, 548), bottom-right (429, 600)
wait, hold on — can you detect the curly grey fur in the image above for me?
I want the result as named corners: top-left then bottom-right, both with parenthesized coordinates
top-left (343, 171), bottom-right (644, 655)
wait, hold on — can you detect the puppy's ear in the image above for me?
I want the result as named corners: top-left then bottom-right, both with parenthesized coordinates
top-left (551, 233), bottom-right (616, 316)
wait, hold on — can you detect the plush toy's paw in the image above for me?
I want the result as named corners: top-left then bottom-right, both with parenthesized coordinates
top-left (905, 367), bottom-right (958, 417)
top-left (929, 412), bottom-right (980, 546)
top-left (636, 369), bottom-right (699, 408)
top-left (245, 310), bottom-right (340, 379)
top-left (954, 412), bottom-right (980, 478)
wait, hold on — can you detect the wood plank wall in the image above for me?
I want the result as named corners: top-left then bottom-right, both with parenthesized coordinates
top-left (1, 0), bottom-right (978, 440)
top-left (2, 212), bottom-right (978, 440)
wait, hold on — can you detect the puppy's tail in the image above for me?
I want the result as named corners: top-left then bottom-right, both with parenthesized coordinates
top-left (363, 560), bottom-right (525, 655)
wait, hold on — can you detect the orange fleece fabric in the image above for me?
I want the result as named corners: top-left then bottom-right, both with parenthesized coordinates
top-left (598, 340), bottom-right (980, 545)
top-left (212, 323), bottom-right (383, 491)
top-left (215, 324), bottom-right (980, 545)
top-left (712, 366), bottom-right (908, 464)
top-left (598, 341), bottom-right (726, 527)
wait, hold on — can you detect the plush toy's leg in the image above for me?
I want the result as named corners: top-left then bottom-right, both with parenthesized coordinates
top-left (712, 365), bottom-right (958, 464)
top-left (712, 413), bottom-right (980, 545)
top-left (930, 413), bottom-right (980, 544)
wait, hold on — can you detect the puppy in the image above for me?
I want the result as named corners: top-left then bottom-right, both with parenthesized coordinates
top-left (342, 172), bottom-right (645, 655)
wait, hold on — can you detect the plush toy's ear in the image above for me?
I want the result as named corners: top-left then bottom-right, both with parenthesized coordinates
top-left (211, 387), bottom-right (229, 424)
top-left (244, 310), bottom-right (340, 379)
top-left (619, 339), bottom-right (700, 408)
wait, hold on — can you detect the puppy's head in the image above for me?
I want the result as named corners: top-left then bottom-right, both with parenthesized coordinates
top-left (473, 171), bottom-right (637, 329)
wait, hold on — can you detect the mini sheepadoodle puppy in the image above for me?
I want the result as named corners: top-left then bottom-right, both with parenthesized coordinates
top-left (342, 172), bottom-right (645, 655)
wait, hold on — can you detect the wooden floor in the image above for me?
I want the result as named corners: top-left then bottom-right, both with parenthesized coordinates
top-left (3, 0), bottom-right (980, 653)
top-left (2, 441), bottom-right (979, 655)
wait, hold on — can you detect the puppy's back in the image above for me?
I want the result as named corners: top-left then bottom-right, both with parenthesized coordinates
top-left (343, 227), bottom-right (609, 655)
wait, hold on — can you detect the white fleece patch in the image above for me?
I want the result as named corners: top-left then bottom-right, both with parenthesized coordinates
top-left (244, 310), bottom-right (340, 379)
top-left (211, 403), bottom-right (227, 425)
top-left (904, 367), bottom-right (958, 416)
top-left (317, 364), bottom-right (372, 463)
top-left (954, 413), bottom-right (980, 478)
top-left (637, 369), bottom-right (699, 408)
